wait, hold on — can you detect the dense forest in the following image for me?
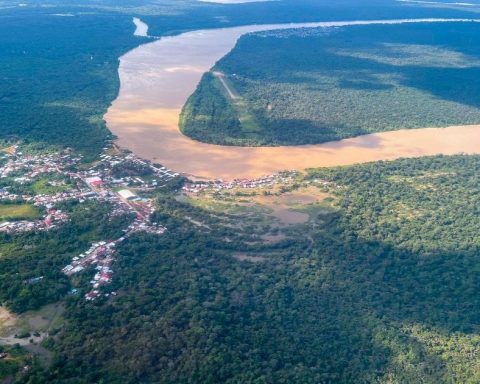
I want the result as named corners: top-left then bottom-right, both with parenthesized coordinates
top-left (2, 2), bottom-right (480, 383)
top-left (0, 9), bottom-right (148, 160)
top-left (142, 0), bottom-right (479, 36)
top-left (0, 2), bottom-right (477, 159)
top-left (182, 22), bottom-right (480, 146)
top-left (11, 154), bottom-right (479, 383)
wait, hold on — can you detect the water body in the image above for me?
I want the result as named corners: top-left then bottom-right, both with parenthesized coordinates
top-left (106, 18), bottom-right (480, 180)
top-left (198, 0), bottom-right (276, 3)
top-left (397, 0), bottom-right (477, 7)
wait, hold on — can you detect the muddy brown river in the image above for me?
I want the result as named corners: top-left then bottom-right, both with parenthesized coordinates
top-left (105, 18), bottom-right (480, 180)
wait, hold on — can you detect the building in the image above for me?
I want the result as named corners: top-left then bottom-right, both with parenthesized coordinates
top-left (86, 176), bottom-right (103, 187)
top-left (118, 189), bottom-right (137, 200)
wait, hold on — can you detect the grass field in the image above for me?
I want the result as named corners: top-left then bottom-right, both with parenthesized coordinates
top-left (0, 203), bottom-right (42, 222)
top-left (184, 183), bottom-right (333, 233)
top-left (31, 176), bottom-right (72, 195)
top-left (15, 303), bottom-right (65, 336)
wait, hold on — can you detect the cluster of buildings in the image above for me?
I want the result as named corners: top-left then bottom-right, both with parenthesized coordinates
top-left (95, 152), bottom-right (179, 190)
top-left (56, 153), bottom-right (173, 300)
top-left (0, 190), bottom-right (100, 234)
top-left (1, 144), bottom-right (318, 301)
top-left (0, 149), bottom-right (80, 181)
top-left (0, 146), bottom-right (179, 235)
top-left (0, 188), bottom-right (25, 202)
top-left (0, 147), bottom-right (174, 299)
top-left (63, 207), bottom-right (166, 301)
top-left (182, 171), bottom-right (299, 193)
top-left (0, 208), bottom-right (69, 234)
top-left (0, 150), bottom-right (86, 233)
top-left (63, 241), bottom-right (116, 277)
top-left (62, 240), bottom-right (117, 301)
top-left (32, 190), bottom-right (91, 207)
top-left (123, 218), bottom-right (166, 236)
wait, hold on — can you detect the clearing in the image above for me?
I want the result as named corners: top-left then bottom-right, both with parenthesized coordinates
top-left (0, 203), bottom-right (41, 222)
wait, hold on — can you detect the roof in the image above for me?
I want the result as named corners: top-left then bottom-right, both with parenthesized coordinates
top-left (118, 189), bottom-right (137, 199)
top-left (86, 176), bottom-right (103, 185)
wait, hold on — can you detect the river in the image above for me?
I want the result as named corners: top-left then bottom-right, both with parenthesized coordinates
top-left (105, 18), bottom-right (480, 180)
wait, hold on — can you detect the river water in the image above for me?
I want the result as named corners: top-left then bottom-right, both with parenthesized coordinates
top-left (106, 18), bottom-right (480, 180)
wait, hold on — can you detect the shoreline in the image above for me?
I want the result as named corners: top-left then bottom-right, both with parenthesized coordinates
top-left (106, 18), bottom-right (480, 180)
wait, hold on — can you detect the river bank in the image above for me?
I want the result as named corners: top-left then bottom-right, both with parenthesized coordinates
top-left (106, 18), bottom-right (480, 180)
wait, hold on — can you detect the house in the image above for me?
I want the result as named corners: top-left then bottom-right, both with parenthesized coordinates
top-left (118, 189), bottom-right (137, 200)
top-left (86, 176), bottom-right (103, 187)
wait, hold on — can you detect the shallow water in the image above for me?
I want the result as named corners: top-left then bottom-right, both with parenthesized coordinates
top-left (106, 19), bottom-right (480, 180)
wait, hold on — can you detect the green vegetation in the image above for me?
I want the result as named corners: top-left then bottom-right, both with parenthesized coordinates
top-left (112, 160), bottom-right (153, 178)
top-left (0, 345), bottom-right (34, 382)
top-left (3, 3), bottom-right (480, 383)
top-left (180, 72), bottom-right (247, 144)
top-left (0, 173), bottom-right (74, 197)
top-left (182, 22), bottom-right (480, 145)
top-left (0, 9), bottom-right (148, 160)
top-left (14, 303), bottom-right (65, 337)
top-left (0, 203), bottom-right (41, 222)
top-left (142, 0), bottom-right (480, 35)
top-left (30, 176), bottom-right (72, 196)
top-left (180, 72), bottom-right (266, 145)
top-left (9, 154), bottom-right (478, 383)
top-left (1, 2), bottom-right (477, 160)
top-left (0, 201), bottom-right (133, 313)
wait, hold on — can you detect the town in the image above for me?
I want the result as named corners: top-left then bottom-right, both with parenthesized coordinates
top-left (0, 143), bottom-right (310, 300)
top-left (0, 144), bottom-right (174, 299)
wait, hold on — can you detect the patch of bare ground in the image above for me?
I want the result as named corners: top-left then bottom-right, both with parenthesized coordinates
top-left (0, 307), bottom-right (17, 336)
top-left (260, 233), bottom-right (287, 243)
top-left (233, 253), bottom-right (266, 263)
top-left (0, 303), bottom-right (64, 366)
top-left (185, 184), bottom-right (332, 230)
top-left (251, 187), bottom-right (331, 225)
top-left (185, 216), bottom-right (211, 229)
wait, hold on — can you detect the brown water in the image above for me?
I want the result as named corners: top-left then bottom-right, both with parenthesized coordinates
top-left (106, 19), bottom-right (480, 180)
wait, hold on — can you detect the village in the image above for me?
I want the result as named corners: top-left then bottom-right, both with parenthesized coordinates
top-left (181, 171), bottom-right (300, 194)
top-left (0, 145), bottom-right (177, 231)
top-left (0, 144), bottom-right (313, 300)
top-left (0, 145), bottom-right (174, 299)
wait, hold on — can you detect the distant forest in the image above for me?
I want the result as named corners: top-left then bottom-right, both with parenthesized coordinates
top-left (0, 9), bottom-right (149, 160)
top-left (181, 22), bottom-right (480, 146)
top-left (0, 1), bottom-right (478, 160)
